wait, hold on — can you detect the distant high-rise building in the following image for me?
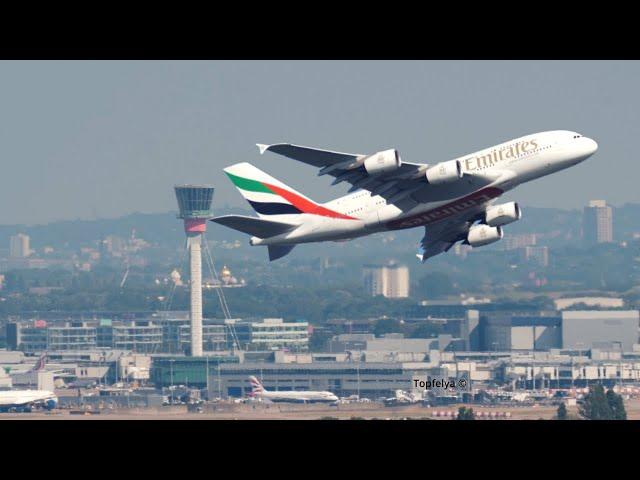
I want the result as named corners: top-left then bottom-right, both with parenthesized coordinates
top-left (363, 265), bottom-right (386, 297)
top-left (521, 246), bottom-right (549, 267)
top-left (503, 233), bottom-right (537, 250)
top-left (9, 233), bottom-right (30, 258)
top-left (386, 264), bottom-right (410, 298)
top-left (583, 200), bottom-right (613, 245)
top-left (363, 263), bottom-right (409, 298)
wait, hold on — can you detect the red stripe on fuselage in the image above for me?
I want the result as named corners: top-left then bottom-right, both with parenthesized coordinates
top-left (264, 183), bottom-right (356, 220)
top-left (386, 187), bottom-right (504, 230)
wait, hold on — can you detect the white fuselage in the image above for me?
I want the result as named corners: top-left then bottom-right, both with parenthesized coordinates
top-left (252, 131), bottom-right (597, 246)
top-left (0, 389), bottom-right (58, 411)
top-left (255, 389), bottom-right (339, 404)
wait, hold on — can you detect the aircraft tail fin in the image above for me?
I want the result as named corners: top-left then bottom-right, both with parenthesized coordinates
top-left (249, 375), bottom-right (266, 395)
top-left (31, 352), bottom-right (47, 372)
top-left (224, 162), bottom-right (318, 219)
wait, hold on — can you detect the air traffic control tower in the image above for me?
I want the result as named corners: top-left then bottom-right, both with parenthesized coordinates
top-left (175, 185), bottom-right (215, 357)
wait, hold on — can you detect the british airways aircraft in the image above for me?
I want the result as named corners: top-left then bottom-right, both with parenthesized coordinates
top-left (0, 390), bottom-right (58, 412)
top-left (247, 376), bottom-right (338, 404)
top-left (212, 131), bottom-right (597, 261)
top-left (0, 353), bottom-right (58, 412)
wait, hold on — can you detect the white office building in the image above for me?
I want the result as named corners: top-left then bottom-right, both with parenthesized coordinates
top-left (363, 263), bottom-right (410, 298)
top-left (562, 310), bottom-right (639, 351)
top-left (583, 200), bottom-right (613, 244)
top-left (9, 233), bottom-right (30, 258)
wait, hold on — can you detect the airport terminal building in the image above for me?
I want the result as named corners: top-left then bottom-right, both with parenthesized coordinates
top-left (209, 362), bottom-right (435, 399)
top-left (4, 308), bottom-right (640, 400)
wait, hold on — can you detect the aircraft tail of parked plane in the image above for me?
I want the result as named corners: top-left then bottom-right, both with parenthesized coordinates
top-left (248, 375), bottom-right (265, 395)
top-left (30, 352), bottom-right (47, 373)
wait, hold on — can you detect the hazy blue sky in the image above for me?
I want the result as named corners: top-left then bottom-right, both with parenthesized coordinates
top-left (0, 61), bottom-right (638, 225)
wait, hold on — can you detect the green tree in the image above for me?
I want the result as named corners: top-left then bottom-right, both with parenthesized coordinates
top-left (373, 318), bottom-right (402, 337)
top-left (606, 388), bottom-right (627, 420)
top-left (579, 384), bottom-right (612, 420)
top-left (556, 402), bottom-right (568, 420)
top-left (416, 272), bottom-right (455, 298)
top-left (456, 407), bottom-right (475, 420)
top-left (409, 322), bottom-right (441, 339)
top-left (309, 329), bottom-right (331, 352)
top-left (5, 271), bottom-right (26, 292)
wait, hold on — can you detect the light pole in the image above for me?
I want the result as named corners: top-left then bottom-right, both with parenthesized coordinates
top-left (576, 342), bottom-right (584, 389)
top-left (114, 352), bottom-right (119, 385)
top-left (206, 355), bottom-right (210, 399)
top-left (571, 354), bottom-right (574, 390)
top-left (170, 359), bottom-right (174, 404)
top-left (101, 351), bottom-right (106, 388)
top-left (615, 341), bottom-right (623, 390)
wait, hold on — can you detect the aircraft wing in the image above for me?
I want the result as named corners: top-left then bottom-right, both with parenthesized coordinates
top-left (257, 143), bottom-right (427, 204)
top-left (416, 203), bottom-right (495, 262)
top-left (417, 222), bottom-right (470, 262)
top-left (257, 143), bottom-right (364, 168)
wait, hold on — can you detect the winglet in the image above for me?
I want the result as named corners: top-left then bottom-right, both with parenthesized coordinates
top-left (256, 143), bottom-right (270, 155)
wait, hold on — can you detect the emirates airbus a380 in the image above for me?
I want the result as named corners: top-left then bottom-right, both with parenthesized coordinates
top-left (212, 131), bottom-right (598, 261)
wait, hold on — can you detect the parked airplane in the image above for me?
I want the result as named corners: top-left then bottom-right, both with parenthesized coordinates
top-left (31, 352), bottom-right (47, 372)
top-left (6, 352), bottom-right (64, 377)
top-left (0, 390), bottom-right (58, 412)
top-left (247, 376), bottom-right (338, 404)
top-left (213, 131), bottom-right (597, 261)
top-left (4, 352), bottom-right (48, 376)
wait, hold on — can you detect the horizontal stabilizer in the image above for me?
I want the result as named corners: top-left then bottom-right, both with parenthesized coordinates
top-left (210, 215), bottom-right (297, 238)
top-left (268, 245), bottom-right (296, 261)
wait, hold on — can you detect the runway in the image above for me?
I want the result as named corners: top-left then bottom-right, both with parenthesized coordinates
top-left (5, 398), bottom-right (640, 420)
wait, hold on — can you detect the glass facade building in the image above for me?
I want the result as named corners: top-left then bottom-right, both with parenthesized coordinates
top-left (151, 355), bottom-right (240, 388)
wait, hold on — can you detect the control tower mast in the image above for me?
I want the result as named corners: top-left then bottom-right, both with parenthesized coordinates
top-left (174, 185), bottom-right (215, 357)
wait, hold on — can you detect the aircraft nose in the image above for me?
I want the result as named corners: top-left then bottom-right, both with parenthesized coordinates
top-left (584, 137), bottom-right (598, 155)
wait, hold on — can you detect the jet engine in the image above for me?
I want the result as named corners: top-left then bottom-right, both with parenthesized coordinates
top-left (485, 202), bottom-right (522, 227)
top-left (425, 159), bottom-right (463, 184)
top-left (363, 149), bottom-right (402, 175)
top-left (467, 224), bottom-right (503, 247)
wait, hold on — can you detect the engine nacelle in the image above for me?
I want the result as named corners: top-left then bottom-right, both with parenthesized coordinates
top-left (425, 159), bottom-right (463, 185)
top-left (363, 149), bottom-right (402, 175)
top-left (467, 224), bottom-right (503, 247)
top-left (485, 202), bottom-right (522, 227)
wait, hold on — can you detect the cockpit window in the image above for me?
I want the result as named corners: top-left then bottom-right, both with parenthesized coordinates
top-left (573, 135), bottom-right (582, 138)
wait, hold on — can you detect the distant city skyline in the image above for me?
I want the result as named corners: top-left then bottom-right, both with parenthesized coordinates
top-left (1, 61), bottom-right (639, 225)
